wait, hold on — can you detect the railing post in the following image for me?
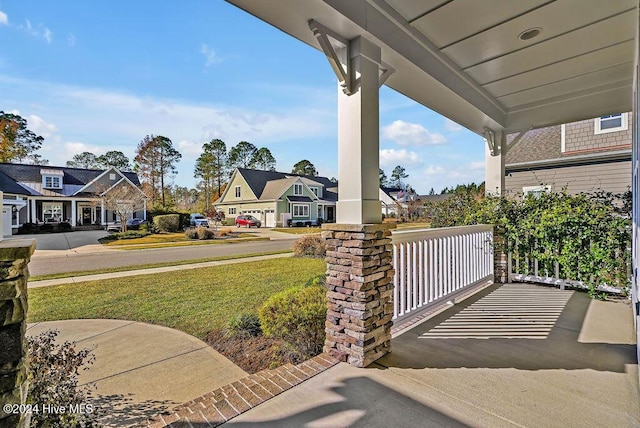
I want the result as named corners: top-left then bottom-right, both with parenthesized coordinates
top-left (493, 226), bottom-right (508, 283)
top-left (0, 239), bottom-right (36, 428)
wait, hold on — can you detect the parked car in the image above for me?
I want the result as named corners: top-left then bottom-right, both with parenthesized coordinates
top-left (189, 213), bottom-right (210, 227)
top-left (106, 218), bottom-right (147, 232)
top-left (235, 214), bottom-right (261, 228)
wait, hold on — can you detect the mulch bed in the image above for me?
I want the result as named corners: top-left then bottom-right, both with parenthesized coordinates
top-left (205, 330), bottom-right (303, 374)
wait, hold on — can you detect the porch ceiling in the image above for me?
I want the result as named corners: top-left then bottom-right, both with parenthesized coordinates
top-left (227, 0), bottom-right (636, 135)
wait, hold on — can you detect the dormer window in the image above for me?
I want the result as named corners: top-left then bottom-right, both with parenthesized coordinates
top-left (310, 186), bottom-right (321, 197)
top-left (40, 168), bottom-right (64, 189)
top-left (294, 183), bottom-right (303, 195)
top-left (594, 113), bottom-right (628, 134)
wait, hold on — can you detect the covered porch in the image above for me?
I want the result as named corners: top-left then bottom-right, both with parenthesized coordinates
top-left (227, 0), bottom-right (640, 367)
top-left (223, 281), bottom-right (638, 427)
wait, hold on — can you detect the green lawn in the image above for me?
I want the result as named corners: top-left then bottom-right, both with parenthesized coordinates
top-left (28, 258), bottom-right (326, 339)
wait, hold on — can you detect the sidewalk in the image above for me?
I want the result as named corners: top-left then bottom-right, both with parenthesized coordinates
top-left (28, 252), bottom-right (294, 288)
top-left (27, 319), bottom-right (248, 427)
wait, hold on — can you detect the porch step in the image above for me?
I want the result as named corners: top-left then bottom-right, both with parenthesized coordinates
top-left (138, 353), bottom-right (339, 427)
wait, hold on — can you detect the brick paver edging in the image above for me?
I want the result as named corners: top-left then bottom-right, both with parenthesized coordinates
top-left (138, 353), bottom-right (340, 427)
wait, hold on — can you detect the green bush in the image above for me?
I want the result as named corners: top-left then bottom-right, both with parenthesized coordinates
top-left (27, 330), bottom-right (100, 427)
top-left (292, 235), bottom-right (326, 258)
top-left (110, 230), bottom-right (150, 240)
top-left (153, 214), bottom-right (180, 232)
top-left (258, 284), bottom-right (327, 359)
top-left (58, 222), bottom-right (73, 232)
top-left (227, 313), bottom-right (262, 338)
top-left (427, 189), bottom-right (631, 297)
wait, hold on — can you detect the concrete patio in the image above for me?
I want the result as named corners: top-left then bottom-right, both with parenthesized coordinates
top-left (220, 283), bottom-right (639, 427)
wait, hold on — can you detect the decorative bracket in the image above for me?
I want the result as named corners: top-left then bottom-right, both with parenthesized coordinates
top-left (309, 20), bottom-right (353, 95)
top-left (484, 127), bottom-right (499, 156)
top-left (309, 20), bottom-right (394, 95)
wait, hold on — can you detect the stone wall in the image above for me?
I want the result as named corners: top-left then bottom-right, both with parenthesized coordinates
top-left (321, 223), bottom-right (395, 368)
top-left (0, 240), bottom-right (36, 428)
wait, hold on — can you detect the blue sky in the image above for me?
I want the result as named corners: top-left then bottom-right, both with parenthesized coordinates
top-left (0, 1), bottom-right (485, 194)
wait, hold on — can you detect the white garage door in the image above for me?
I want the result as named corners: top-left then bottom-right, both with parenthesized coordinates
top-left (265, 211), bottom-right (275, 228)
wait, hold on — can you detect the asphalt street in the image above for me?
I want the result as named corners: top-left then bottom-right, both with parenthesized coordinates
top-left (27, 239), bottom-right (295, 276)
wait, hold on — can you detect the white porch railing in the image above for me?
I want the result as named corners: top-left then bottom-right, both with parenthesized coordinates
top-left (391, 224), bottom-right (494, 321)
top-left (508, 242), bottom-right (629, 294)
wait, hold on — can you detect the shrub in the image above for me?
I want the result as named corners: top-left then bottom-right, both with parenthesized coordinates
top-left (57, 222), bottom-right (72, 232)
top-left (18, 222), bottom-right (38, 234)
top-left (27, 330), bottom-right (100, 427)
top-left (185, 228), bottom-right (198, 239)
top-left (293, 235), bottom-right (326, 258)
top-left (258, 284), bottom-right (327, 359)
top-left (196, 227), bottom-right (215, 240)
top-left (227, 313), bottom-right (262, 338)
top-left (153, 214), bottom-right (180, 232)
top-left (216, 229), bottom-right (231, 238)
top-left (110, 230), bottom-right (150, 240)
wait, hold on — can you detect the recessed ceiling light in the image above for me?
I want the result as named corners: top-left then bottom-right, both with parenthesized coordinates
top-left (518, 27), bottom-right (542, 41)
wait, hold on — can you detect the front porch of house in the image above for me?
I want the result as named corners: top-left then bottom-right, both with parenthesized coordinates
top-left (219, 281), bottom-right (638, 427)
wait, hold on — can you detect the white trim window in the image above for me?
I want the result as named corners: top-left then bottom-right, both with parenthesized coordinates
top-left (310, 186), bottom-right (321, 197)
top-left (43, 176), bottom-right (62, 189)
top-left (594, 113), bottom-right (628, 134)
top-left (235, 186), bottom-right (241, 198)
top-left (292, 204), bottom-right (309, 217)
top-left (228, 207), bottom-right (237, 215)
top-left (293, 183), bottom-right (303, 195)
top-left (523, 185), bottom-right (551, 198)
top-left (42, 202), bottom-right (63, 222)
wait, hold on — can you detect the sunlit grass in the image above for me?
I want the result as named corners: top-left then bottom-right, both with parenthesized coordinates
top-left (28, 258), bottom-right (326, 339)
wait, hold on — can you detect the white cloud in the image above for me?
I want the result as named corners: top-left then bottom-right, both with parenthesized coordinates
top-left (444, 118), bottom-right (463, 132)
top-left (379, 148), bottom-right (422, 167)
top-left (43, 28), bottom-right (52, 44)
top-left (177, 140), bottom-right (203, 157)
top-left (0, 11), bottom-right (8, 26)
top-left (382, 120), bottom-right (446, 146)
top-left (26, 114), bottom-right (57, 138)
top-left (201, 44), bottom-right (220, 67)
top-left (1, 75), bottom-right (335, 184)
top-left (19, 19), bottom-right (52, 44)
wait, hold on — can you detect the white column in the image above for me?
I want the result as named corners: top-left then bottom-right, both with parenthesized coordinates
top-left (71, 200), bottom-right (77, 227)
top-left (485, 141), bottom-right (505, 196)
top-left (30, 199), bottom-right (36, 223)
top-left (101, 200), bottom-right (106, 225)
top-left (337, 37), bottom-right (382, 224)
top-left (143, 200), bottom-right (147, 220)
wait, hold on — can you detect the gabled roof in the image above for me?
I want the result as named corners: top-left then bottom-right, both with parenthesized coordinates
top-left (0, 170), bottom-right (30, 195)
top-left (236, 168), bottom-right (336, 200)
top-left (0, 163), bottom-right (141, 197)
top-left (505, 126), bottom-right (561, 165)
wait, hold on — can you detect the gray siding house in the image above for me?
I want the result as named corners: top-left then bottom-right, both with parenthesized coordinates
top-left (505, 113), bottom-right (631, 196)
top-left (0, 163), bottom-right (146, 235)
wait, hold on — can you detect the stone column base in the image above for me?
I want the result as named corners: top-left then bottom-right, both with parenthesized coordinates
top-left (322, 223), bottom-right (395, 367)
top-left (0, 240), bottom-right (35, 428)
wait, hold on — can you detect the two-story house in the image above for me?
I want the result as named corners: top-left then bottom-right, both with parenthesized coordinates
top-left (505, 113), bottom-right (632, 197)
top-left (215, 168), bottom-right (338, 227)
top-left (0, 163), bottom-right (146, 235)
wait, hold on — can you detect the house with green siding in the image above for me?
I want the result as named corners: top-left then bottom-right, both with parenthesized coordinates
top-left (215, 168), bottom-right (338, 227)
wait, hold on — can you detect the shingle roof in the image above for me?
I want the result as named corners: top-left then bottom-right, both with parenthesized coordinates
top-left (237, 168), bottom-right (338, 199)
top-left (0, 170), bottom-right (30, 195)
top-left (0, 163), bottom-right (141, 195)
top-left (505, 126), bottom-right (561, 165)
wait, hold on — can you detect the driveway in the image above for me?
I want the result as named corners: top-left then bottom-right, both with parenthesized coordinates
top-left (7, 230), bottom-right (109, 251)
